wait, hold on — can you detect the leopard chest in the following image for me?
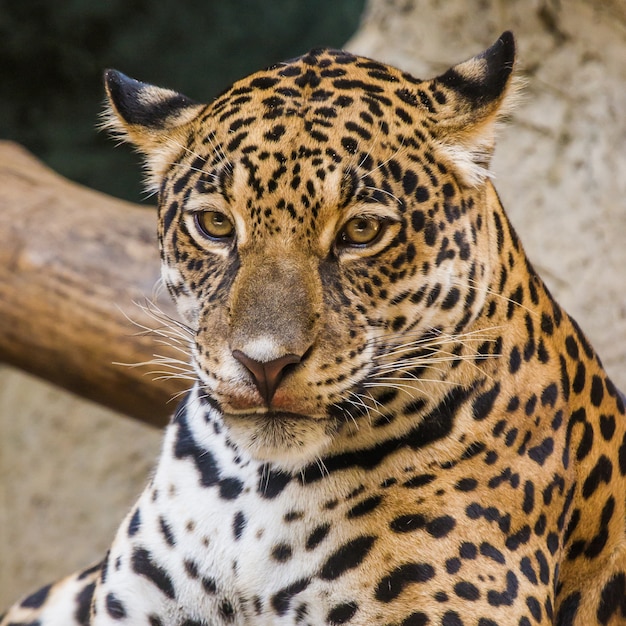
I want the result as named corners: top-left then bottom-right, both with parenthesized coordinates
top-left (102, 399), bottom-right (567, 626)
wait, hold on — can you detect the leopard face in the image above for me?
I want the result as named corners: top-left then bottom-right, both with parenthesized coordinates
top-left (104, 37), bottom-right (516, 470)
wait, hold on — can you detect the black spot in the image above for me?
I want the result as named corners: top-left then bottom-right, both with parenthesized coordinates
top-left (162, 200), bottom-right (179, 235)
top-left (219, 477), bottom-right (244, 500)
top-left (480, 542), bottom-right (505, 564)
top-left (582, 455), bottom-right (613, 499)
top-left (375, 563), bottom-right (435, 602)
top-left (75, 582), bottom-right (96, 626)
top-left (525, 394), bottom-right (537, 416)
top-left (403, 473), bottom-right (436, 488)
top-left (327, 602), bottom-right (358, 624)
top-left (591, 375), bottom-right (605, 406)
top-left (402, 171), bottom-right (418, 195)
top-left (159, 516), bottom-right (175, 547)
top-left (554, 591), bottom-right (580, 626)
top-left (541, 312), bottom-right (554, 335)
top-left (597, 573), bottom-right (626, 624)
top-left (184, 559), bottom-right (199, 579)
top-left (415, 185), bottom-right (430, 203)
top-left (454, 229), bottom-right (471, 261)
top-left (271, 578), bottom-right (310, 616)
top-left (341, 137), bottom-right (358, 154)
top-left (174, 410), bottom-right (220, 488)
top-left (400, 612), bottom-right (429, 626)
top-left (347, 495), bottom-right (383, 518)
top-left (585, 496), bottom-right (615, 558)
top-left (466, 502), bottom-right (511, 533)
top-left (519, 557), bottom-right (537, 584)
top-left (454, 581), bottom-right (480, 600)
top-left (258, 466), bottom-right (291, 498)
top-left (528, 437), bottom-right (554, 466)
top-left (535, 550), bottom-right (550, 584)
top-left (508, 346), bottom-right (521, 374)
top-left (233, 510), bottom-right (246, 540)
top-left (128, 508), bottom-right (141, 536)
top-left (250, 76), bottom-right (280, 89)
top-left (541, 383), bottom-right (558, 407)
top-left (572, 361), bottom-right (586, 394)
top-left (106, 593), bottom-right (127, 620)
top-left (319, 536), bottom-right (376, 580)
top-left (472, 383), bottom-right (501, 421)
top-left (526, 596), bottom-right (542, 621)
top-left (547, 532), bottom-right (559, 555)
top-left (487, 570), bottom-right (518, 607)
top-left (20, 584), bottom-right (52, 609)
top-left (306, 523), bottom-right (331, 550)
top-left (265, 124), bottom-right (286, 141)
top-left (394, 88), bottom-right (419, 107)
top-left (441, 610), bottom-right (463, 626)
top-left (226, 131), bottom-right (248, 152)
top-left (455, 478), bottom-right (478, 491)
top-left (411, 210), bottom-right (425, 232)
top-left (426, 515), bottom-right (456, 538)
top-left (599, 414), bottom-right (616, 441)
top-left (522, 481), bottom-right (535, 514)
top-left (271, 543), bottom-right (293, 563)
top-left (131, 547), bottom-right (175, 599)
top-left (619, 431), bottom-right (626, 475)
top-left (441, 287), bottom-right (461, 310)
top-left (437, 180), bottom-right (455, 202)
top-left (446, 558), bottom-right (461, 574)
top-left (390, 514), bottom-right (426, 533)
top-left (459, 542), bottom-right (477, 559)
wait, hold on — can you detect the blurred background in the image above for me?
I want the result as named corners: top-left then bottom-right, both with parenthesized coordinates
top-left (0, 0), bottom-right (365, 202)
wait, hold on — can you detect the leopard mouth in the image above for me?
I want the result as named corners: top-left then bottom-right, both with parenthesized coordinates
top-left (226, 409), bottom-right (321, 421)
top-left (221, 409), bottom-right (337, 469)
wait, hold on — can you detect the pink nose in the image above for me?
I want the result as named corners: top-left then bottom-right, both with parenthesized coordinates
top-left (232, 350), bottom-right (302, 406)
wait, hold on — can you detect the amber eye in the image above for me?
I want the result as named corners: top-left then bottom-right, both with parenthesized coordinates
top-left (194, 211), bottom-right (235, 241)
top-left (339, 216), bottom-right (384, 247)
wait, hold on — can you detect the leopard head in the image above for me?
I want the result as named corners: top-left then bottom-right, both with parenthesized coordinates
top-left (104, 33), bottom-right (517, 470)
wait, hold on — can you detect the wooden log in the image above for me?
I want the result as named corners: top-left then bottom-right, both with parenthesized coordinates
top-left (0, 141), bottom-right (188, 426)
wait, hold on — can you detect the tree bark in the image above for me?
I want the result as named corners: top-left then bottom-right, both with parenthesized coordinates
top-left (0, 141), bottom-right (185, 426)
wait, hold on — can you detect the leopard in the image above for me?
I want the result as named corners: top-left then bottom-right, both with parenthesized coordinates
top-left (2, 31), bottom-right (626, 626)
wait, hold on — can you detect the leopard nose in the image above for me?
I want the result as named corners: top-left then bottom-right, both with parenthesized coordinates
top-left (232, 350), bottom-right (302, 406)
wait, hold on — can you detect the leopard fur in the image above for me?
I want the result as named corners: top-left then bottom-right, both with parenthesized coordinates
top-left (2, 32), bottom-right (626, 626)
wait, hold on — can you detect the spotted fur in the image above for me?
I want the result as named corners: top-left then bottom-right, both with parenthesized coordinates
top-left (3, 32), bottom-right (626, 626)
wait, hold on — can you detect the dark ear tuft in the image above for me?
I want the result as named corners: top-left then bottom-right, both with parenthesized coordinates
top-left (102, 71), bottom-right (204, 192)
top-left (425, 32), bottom-right (519, 186)
top-left (437, 32), bottom-right (515, 108)
top-left (104, 69), bottom-right (198, 130)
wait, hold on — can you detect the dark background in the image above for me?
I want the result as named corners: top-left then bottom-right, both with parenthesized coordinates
top-left (0, 0), bottom-right (365, 202)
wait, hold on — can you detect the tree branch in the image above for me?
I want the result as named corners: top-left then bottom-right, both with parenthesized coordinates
top-left (0, 141), bottom-right (186, 426)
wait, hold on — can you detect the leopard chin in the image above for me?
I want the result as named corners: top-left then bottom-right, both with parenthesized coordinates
top-left (222, 411), bottom-right (337, 471)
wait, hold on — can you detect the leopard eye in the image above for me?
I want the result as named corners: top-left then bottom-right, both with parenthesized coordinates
top-left (194, 211), bottom-right (235, 241)
top-left (338, 216), bottom-right (384, 247)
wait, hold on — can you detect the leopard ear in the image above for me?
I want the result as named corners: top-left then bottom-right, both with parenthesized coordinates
top-left (103, 70), bottom-right (204, 192)
top-left (430, 31), bottom-right (519, 186)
